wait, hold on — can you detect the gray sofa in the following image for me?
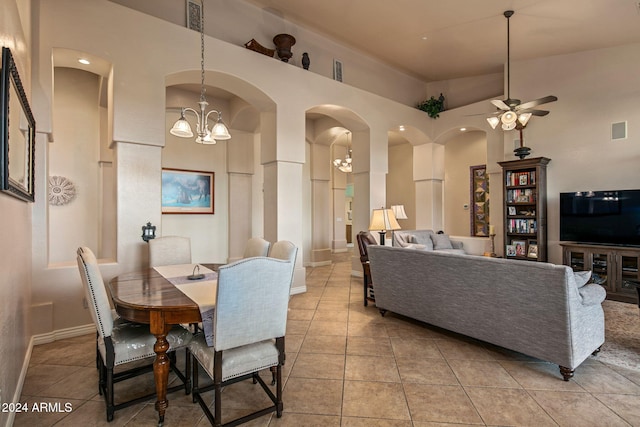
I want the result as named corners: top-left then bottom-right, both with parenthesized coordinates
top-left (367, 245), bottom-right (606, 380)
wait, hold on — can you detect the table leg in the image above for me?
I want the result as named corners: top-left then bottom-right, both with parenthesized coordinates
top-left (150, 311), bottom-right (171, 426)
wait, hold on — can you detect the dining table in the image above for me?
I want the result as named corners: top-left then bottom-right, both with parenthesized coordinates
top-left (108, 263), bottom-right (221, 425)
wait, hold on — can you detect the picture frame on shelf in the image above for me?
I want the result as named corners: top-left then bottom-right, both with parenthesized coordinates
top-left (508, 206), bottom-right (516, 216)
top-left (512, 240), bottom-right (527, 257)
top-left (519, 174), bottom-right (528, 185)
top-left (527, 240), bottom-right (538, 258)
top-left (506, 245), bottom-right (516, 257)
top-left (161, 168), bottom-right (214, 214)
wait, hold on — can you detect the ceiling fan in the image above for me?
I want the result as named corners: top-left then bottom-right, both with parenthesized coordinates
top-left (487, 10), bottom-right (557, 131)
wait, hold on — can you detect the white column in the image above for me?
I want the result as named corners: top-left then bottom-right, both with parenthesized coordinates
top-left (413, 143), bottom-right (445, 231)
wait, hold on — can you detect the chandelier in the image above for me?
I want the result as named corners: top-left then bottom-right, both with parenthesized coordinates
top-left (170, 0), bottom-right (231, 144)
top-left (333, 131), bottom-right (352, 173)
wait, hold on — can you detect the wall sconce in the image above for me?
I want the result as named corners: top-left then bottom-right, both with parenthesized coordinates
top-left (141, 222), bottom-right (156, 242)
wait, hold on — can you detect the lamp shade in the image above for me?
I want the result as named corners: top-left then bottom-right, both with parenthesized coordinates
top-left (211, 117), bottom-right (231, 140)
top-left (170, 115), bottom-right (194, 138)
top-left (369, 208), bottom-right (401, 232)
top-left (487, 116), bottom-right (500, 129)
top-left (391, 205), bottom-right (408, 220)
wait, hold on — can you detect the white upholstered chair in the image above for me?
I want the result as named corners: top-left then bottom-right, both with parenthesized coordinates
top-left (149, 236), bottom-right (192, 267)
top-left (242, 237), bottom-right (270, 258)
top-left (189, 255), bottom-right (295, 426)
top-left (76, 247), bottom-right (192, 421)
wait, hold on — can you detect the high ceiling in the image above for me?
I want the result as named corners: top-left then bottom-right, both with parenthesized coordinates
top-left (244, 0), bottom-right (640, 81)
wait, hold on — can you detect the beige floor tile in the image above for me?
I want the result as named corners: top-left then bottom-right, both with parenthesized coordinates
top-left (289, 352), bottom-right (345, 380)
top-left (299, 334), bottom-right (346, 354)
top-left (403, 383), bottom-right (482, 424)
top-left (286, 308), bottom-right (315, 321)
top-left (341, 417), bottom-right (413, 426)
top-left (500, 361), bottom-right (586, 390)
top-left (345, 355), bottom-right (400, 382)
top-left (269, 413), bottom-right (340, 426)
top-left (284, 334), bottom-right (304, 353)
top-left (395, 357), bottom-right (458, 385)
top-left (529, 390), bottom-right (631, 426)
top-left (342, 380), bottom-right (410, 420)
top-left (434, 339), bottom-right (495, 361)
top-left (572, 363), bottom-right (640, 394)
top-left (50, 400), bottom-right (145, 426)
top-left (287, 296), bottom-right (319, 311)
top-left (312, 309), bottom-right (348, 322)
top-left (306, 320), bottom-right (348, 336)
top-left (348, 321), bottom-right (389, 338)
top-left (316, 300), bottom-right (350, 311)
top-left (12, 397), bottom-right (85, 427)
top-left (465, 387), bottom-right (556, 426)
top-left (37, 366), bottom-right (102, 400)
top-left (346, 336), bottom-right (393, 357)
top-left (285, 319), bottom-right (310, 335)
top-left (282, 377), bottom-right (343, 415)
top-left (594, 393), bottom-right (640, 426)
top-left (390, 337), bottom-right (443, 359)
top-left (447, 359), bottom-right (521, 388)
top-left (20, 364), bottom-right (85, 397)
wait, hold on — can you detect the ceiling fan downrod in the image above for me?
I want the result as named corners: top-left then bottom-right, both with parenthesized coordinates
top-left (504, 10), bottom-right (514, 105)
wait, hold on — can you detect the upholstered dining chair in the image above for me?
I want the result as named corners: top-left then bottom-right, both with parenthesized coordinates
top-left (189, 256), bottom-right (294, 426)
top-left (356, 231), bottom-right (377, 306)
top-left (243, 237), bottom-right (270, 258)
top-left (76, 247), bottom-right (193, 422)
top-left (149, 235), bottom-right (192, 267)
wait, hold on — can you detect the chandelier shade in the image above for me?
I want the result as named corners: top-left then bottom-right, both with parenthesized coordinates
top-left (170, 0), bottom-right (231, 144)
top-left (333, 131), bottom-right (352, 173)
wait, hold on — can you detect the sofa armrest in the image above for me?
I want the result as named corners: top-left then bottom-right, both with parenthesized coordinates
top-left (451, 240), bottom-right (464, 250)
top-left (578, 283), bottom-right (607, 306)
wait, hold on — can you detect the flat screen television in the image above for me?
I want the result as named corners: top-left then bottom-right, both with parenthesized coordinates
top-left (559, 189), bottom-right (640, 247)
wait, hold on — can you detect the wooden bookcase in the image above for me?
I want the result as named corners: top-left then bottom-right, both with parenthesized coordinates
top-left (498, 157), bottom-right (550, 262)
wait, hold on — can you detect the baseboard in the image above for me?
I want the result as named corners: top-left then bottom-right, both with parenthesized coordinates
top-left (5, 336), bottom-right (35, 427)
top-left (290, 284), bottom-right (307, 295)
top-left (332, 248), bottom-right (349, 253)
top-left (32, 323), bottom-right (96, 346)
top-left (352, 270), bottom-right (363, 278)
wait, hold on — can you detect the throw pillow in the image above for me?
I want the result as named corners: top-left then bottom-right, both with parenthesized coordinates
top-left (411, 233), bottom-right (434, 250)
top-left (431, 233), bottom-right (454, 250)
top-left (574, 270), bottom-right (592, 288)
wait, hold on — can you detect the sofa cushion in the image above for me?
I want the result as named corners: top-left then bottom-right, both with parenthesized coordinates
top-left (410, 233), bottom-right (434, 250)
top-left (431, 233), bottom-right (453, 250)
top-left (574, 270), bottom-right (592, 288)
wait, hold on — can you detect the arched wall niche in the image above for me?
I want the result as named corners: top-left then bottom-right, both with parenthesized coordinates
top-left (164, 70), bottom-right (276, 263)
top-left (48, 48), bottom-right (116, 264)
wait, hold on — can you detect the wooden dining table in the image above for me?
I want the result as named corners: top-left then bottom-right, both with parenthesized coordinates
top-left (108, 264), bottom-right (221, 425)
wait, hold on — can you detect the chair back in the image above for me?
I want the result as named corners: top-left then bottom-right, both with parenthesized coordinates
top-left (213, 257), bottom-right (292, 351)
top-left (356, 231), bottom-right (377, 263)
top-left (243, 237), bottom-right (270, 258)
top-left (149, 236), bottom-right (191, 267)
top-left (269, 240), bottom-right (298, 291)
top-left (76, 247), bottom-right (114, 339)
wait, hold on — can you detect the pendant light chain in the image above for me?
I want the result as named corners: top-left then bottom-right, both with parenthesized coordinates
top-left (199, 0), bottom-right (206, 103)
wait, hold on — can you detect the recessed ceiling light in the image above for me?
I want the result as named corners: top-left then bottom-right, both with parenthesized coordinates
top-left (78, 58), bottom-right (90, 65)
top-left (399, 125), bottom-right (405, 131)
top-left (421, 36), bottom-right (428, 41)
top-left (460, 127), bottom-right (467, 131)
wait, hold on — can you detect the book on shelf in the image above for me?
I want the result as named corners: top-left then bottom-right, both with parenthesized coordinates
top-left (506, 170), bottom-right (536, 187)
top-left (506, 188), bottom-right (536, 203)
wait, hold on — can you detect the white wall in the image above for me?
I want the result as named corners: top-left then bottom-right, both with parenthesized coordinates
top-left (0, 1), bottom-right (32, 424)
top-left (443, 130), bottom-right (486, 236)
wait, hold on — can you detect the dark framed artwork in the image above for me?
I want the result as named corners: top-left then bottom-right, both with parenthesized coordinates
top-left (0, 47), bottom-right (36, 202)
top-left (161, 168), bottom-right (214, 214)
top-left (470, 165), bottom-right (490, 236)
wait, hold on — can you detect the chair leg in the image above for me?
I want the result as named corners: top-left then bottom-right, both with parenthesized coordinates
top-left (185, 347), bottom-right (191, 395)
top-left (192, 352), bottom-right (199, 403)
top-left (214, 351), bottom-right (223, 427)
top-left (106, 367), bottom-right (115, 422)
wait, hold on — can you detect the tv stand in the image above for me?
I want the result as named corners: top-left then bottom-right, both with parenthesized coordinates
top-left (561, 242), bottom-right (640, 304)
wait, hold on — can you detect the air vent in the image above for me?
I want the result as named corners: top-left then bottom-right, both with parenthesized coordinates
top-left (611, 121), bottom-right (627, 140)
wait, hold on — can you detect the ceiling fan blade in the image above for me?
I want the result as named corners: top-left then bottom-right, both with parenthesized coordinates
top-left (491, 99), bottom-right (511, 111)
top-left (519, 109), bottom-right (549, 116)
top-left (517, 95), bottom-right (558, 111)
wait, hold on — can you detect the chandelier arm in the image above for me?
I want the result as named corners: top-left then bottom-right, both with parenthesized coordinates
top-left (203, 109), bottom-right (222, 125)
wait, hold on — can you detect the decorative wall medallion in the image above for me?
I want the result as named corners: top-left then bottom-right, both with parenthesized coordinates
top-left (48, 176), bottom-right (77, 206)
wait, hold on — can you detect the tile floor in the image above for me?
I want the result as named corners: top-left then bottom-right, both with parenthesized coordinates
top-left (15, 251), bottom-right (640, 426)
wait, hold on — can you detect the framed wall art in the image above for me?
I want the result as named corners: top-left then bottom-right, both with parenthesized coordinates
top-left (0, 47), bottom-right (36, 202)
top-left (470, 165), bottom-right (489, 236)
top-left (161, 168), bottom-right (214, 214)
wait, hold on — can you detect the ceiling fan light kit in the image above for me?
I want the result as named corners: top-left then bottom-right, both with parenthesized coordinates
top-left (487, 10), bottom-right (558, 140)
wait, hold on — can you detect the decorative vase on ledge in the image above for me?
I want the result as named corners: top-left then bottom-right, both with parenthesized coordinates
top-left (273, 33), bottom-right (296, 62)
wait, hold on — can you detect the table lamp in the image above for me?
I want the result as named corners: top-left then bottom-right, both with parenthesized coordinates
top-left (369, 208), bottom-right (401, 246)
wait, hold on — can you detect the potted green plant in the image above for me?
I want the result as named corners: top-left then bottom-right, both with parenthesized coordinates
top-left (417, 93), bottom-right (445, 118)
